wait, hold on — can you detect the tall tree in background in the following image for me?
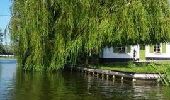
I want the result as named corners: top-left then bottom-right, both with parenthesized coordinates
top-left (0, 29), bottom-right (5, 54)
top-left (10, 0), bottom-right (170, 71)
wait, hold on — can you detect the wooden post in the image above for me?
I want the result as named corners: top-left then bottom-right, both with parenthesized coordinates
top-left (113, 78), bottom-right (115, 85)
top-left (106, 75), bottom-right (109, 80)
top-left (93, 72), bottom-right (95, 76)
top-left (97, 73), bottom-right (99, 78)
top-left (132, 78), bottom-right (136, 82)
top-left (112, 75), bottom-right (115, 79)
top-left (121, 77), bottom-right (124, 83)
top-left (102, 74), bottom-right (104, 80)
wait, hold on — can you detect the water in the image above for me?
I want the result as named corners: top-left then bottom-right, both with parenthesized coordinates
top-left (0, 59), bottom-right (170, 100)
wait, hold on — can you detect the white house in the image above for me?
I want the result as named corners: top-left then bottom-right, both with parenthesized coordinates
top-left (145, 43), bottom-right (170, 60)
top-left (100, 45), bottom-right (140, 62)
top-left (100, 43), bottom-right (170, 62)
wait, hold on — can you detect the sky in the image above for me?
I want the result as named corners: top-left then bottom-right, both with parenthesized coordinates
top-left (0, 0), bottom-right (11, 45)
top-left (0, 0), bottom-right (11, 32)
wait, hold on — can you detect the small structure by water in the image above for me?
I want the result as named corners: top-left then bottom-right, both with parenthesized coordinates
top-left (100, 43), bottom-right (170, 63)
top-left (0, 55), bottom-right (14, 57)
top-left (76, 67), bottom-right (163, 83)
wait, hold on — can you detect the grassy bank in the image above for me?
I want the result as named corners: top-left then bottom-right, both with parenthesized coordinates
top-left (90, 62), bottom-right (170, 73)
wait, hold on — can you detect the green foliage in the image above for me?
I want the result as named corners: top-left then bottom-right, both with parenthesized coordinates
top-left (0, 45), bottom-right (6, 54)
top-left (128, 61), bottom-right (136, 68)
top-left (163, 67), bottom-right (170, 86)
top-left (10, 0), bottom-right (170, 71)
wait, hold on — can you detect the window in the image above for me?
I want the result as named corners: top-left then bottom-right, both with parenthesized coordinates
top-left (154, 44), bottom-right (161, 53)
top-left (113, 46), bottom-right (125, 53)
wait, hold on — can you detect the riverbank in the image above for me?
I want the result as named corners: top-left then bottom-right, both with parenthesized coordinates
top-left (89, 62), bottom-right (170, 73)
top-left (73, 62), bottom-right (170, 85)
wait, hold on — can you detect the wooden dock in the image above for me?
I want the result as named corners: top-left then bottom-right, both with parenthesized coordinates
top-left (75, 67), bottom-right (163, 82)
top-left (0, 55), bottom-right (14, 57)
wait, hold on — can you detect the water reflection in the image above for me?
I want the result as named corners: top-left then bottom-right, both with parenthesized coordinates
top-left (83, 74), bottom-right (164, 100)
top-left (0, 60), bottom-right (170, 100)
top-left (0, 64), bottom-right (2, 81)
top-left (13, 71), bottom-right (108, 100)
top-left (0, 59), bottom-right (16, 100)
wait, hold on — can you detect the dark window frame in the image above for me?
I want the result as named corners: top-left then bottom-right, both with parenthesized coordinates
top-left (113, 46), bottom-right (126, 53)
top-left (154, 43), bottom-right (161, 53)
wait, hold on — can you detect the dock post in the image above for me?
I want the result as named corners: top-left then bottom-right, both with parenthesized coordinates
top-left (93, 72), bottom-right (95, 76)
top-left (97, 73), bottom-right (99, 78)
top-left (113, 79), bottom-right (115, 85)
top-left (121, 77), bottom-right (124, 83)
top-left (102, 74), bottom-right (104, 80)
top-left (106, 75), bottom-right (109, 80)
top-left (132, 78), bottom-right (136, 82)
top-left (112, 75), bottom-right (115, 79)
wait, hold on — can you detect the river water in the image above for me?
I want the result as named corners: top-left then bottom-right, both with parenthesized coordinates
top-left (0, 59), bottom-right (170, 100)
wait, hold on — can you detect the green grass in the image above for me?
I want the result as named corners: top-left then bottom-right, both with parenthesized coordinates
top-left (154, 60), bottom-right (170, 64)
top-left (91, 62), bottom-right (170, 73)
top-left (139, 50), bottom-right (145, 60)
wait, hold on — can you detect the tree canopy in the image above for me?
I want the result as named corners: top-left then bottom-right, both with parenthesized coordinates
top-left (10, 0), bottom-right (170, 71)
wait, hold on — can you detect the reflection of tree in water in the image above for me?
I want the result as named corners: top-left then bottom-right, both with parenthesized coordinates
top-left (82, 75), bottom-right (168, 100)
top-left (12, 70), bottom-right (66, 100)
top-left (0, 61), bottom-right (16, 100)
top-left (10, 70), bottom-right (170, 100)
top-left (163, 87), bottom-right (170, 99)
top-left (12, 70), bottom-right (109, 100)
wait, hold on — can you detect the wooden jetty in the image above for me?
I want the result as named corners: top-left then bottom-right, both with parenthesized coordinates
top-left (75, 67), bottom-right (163, 82)
top-left (0, 55), bottom-right (14, 57)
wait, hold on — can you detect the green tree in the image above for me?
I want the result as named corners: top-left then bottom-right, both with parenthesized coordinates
top-left (10, 0), bottom-right (170, 71)
top-left (0, 29), bottom-right (5, 54)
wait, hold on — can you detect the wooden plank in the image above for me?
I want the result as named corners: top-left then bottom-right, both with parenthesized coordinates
top-left (76, 67), bottom-right (162, 81)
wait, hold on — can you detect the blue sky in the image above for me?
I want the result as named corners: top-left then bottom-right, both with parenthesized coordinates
top-left (0, 0), bottom-right (11, 32)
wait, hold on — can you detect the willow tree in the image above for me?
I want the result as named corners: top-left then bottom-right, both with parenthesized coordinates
top-left (10, 0), bottom-right (170, 71)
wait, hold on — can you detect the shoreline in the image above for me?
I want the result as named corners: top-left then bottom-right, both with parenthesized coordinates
top-left (73, 66), bottom-right (164, 83)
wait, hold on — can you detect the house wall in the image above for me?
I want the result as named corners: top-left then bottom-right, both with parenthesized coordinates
top-left (145, 43), bottom-right (170, 60)
top-left (100, 45), bottom-right (140, 62)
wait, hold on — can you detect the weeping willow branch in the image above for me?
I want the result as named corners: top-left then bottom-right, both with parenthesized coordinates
top-left (10, 0), bottom-right (170, 71)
